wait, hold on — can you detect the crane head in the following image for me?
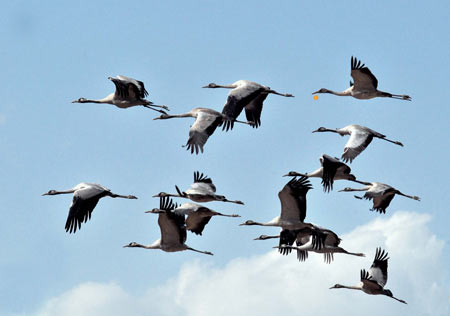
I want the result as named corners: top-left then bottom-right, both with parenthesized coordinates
top-left (283, 171), bottom-right (301, 177)
top-left (312, 127), bottom-right (327, 133)
top-left (72, 98), bottom-right (87, 103)
top-left (329, 284), bottom-right (344, 289)
top-left (338, 187), bottom-right (357, 192)
top-left (312, 88), bottom-right (328, 94)
top-left (254, 235), bottom-right (272, 240)
top-left (202, 83), bottom-right (218, 88)
top-left (145, 208), bottom-right (164, 214)
top-left (42, 190), bottom-right (57, 196)
top-left (239, 220), bottom-right (257, 226)
top-left (153, 114), bottom-right (170, 120)
top-left (123, 242), bottom-right (138, 248)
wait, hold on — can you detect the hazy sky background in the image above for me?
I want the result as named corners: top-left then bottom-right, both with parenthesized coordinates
top-left (1, 1), bottom-right (449, 315)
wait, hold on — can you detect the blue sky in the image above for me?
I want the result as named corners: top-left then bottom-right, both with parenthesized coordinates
top-left (1, 1), bottom-right (449, 315)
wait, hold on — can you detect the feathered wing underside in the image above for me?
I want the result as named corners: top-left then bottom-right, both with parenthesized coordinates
top-left (158, 213), bottom-right (186, 245)
top-left (186, 182), bottom-right (216, 196)
top-left (279, 229), bottom-right (297, 255)
top-left (364, 184), bottom-right (396, 213)
top-left (278, 176), bottom-right (311, 223)
top-left (296, 235), bottom-right (310, 262)
top-left (370, 192), bottom-right (396, 213)
top-left (174, 202), bottom-right (199, 215)
top-left (185, 172), bottom-right (216, 195)
top-left (322, 229), bottom-right (341, 247)
top-left (369, 247), bottom-right (389, 287)
top-left (222, 86), bottom-right (266, 131)
top-left (158, 197), bottom-right (186, 246)
top-left (351, 57), bottom-right (378, 90)
top-left (111, 75), bottom-right (148, 100)
top-left (361, 269), bottom-right (383, 291)
top-left (342, 131), bottom-right (373, 163)
top-left (321, 155), bottom-right (349, 192)
top-left (244, 92), bottom-right (269, 128)
top-left (186, 111), bottom-right (222, 154)
top-left (65, 185), bottom-right (109, 233)
top-left (186, 207), bottom-right (213, 235)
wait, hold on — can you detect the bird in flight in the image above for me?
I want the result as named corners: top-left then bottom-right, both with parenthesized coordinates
top-left (72, 75), bottom-right (169, 113)
top-left (42, 182), bottom-right (137, 233)
top-left (330, 248), bottom-right (407, 304)
top-left (313, 57), bottom-right (411, 101)
top-left (153, 107), bottom-right (251, 154)
top-left (203, 80), bottom-right (294, 130)
top-left (339, 182), bottom-right (420, 214)
top-left (284, 154), bottom-right (361, 192)
top-left (312, 124), bottom-right (403, 163)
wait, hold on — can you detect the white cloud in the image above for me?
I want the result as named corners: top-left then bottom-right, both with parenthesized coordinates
top-left (29, 211), bottom-right (448, 316)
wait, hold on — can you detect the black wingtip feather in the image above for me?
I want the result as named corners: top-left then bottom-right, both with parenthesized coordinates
top-left (193, 171), bottom-right (212, 183)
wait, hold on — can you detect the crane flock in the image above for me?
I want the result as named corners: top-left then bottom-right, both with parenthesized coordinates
top-left (42, 56), bottom-right (420, 305)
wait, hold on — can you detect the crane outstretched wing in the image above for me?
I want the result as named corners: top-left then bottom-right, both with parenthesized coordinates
top-left (278, 229), bottom-right (297, 255)
top-left (368, 247), bottom-right (389, 287)
top-left (363, 184), bottom-right (396, 213)
top-left (360, 269), bottom-right (383, 291)
top-left (186, 111), bottom-right (222, 154)
top-left (222, 86), bottom-right (265, 131)
top-left (350, 56), bottom-right (378, 90)
top-left (186, 171), bottom-right (216, 195)
top-left (110, 75), bottom-right (148, 100)
top-left (321, 154), bottom-right (351, 192)
top-left (278, 176), bottom-right (312, 223)
top-left (65, 185), bottom-right (108, 233)
top-left (244, 93), bottom-right (269, 128)
top-left (342, 130), bottom-right (373, 163)
top-left (186, 207), bottom-right (213, 235)
top-left (158, 197), bottom-right (186, 245)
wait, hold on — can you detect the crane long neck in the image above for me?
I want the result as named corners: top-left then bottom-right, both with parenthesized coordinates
top-left (336, 284), bottom-right (362, 291)
top-left (323, 89), bottom-right (351, 96)
top-left (162, 113), bottom-right (194, 119)
top-left (47, 189), bottom-right (76, 195)
top-left (215, 84), bottom-right (237, 89)
top-left (255, 234), bottom-right (280, 240)
top-left (307, 168), bottom-right (323, 178)
top-left (345, 186), bottom-right (370, 192)
top-left (323, 128), bottom-right (340, 133)
top-left (289, 172), bottom-right (309, 177)
top-left (74, 98), bottom-right (104, 104)
top-left (130, 242), bottom-right (161, 249)
top-left (348, 179), bottom-right (372, 186)
top-left (242, 220), bottom-right (275, 227)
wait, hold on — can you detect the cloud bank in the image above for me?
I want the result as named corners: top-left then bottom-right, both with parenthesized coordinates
top-left (29, 211), bottom-right (448, 316)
